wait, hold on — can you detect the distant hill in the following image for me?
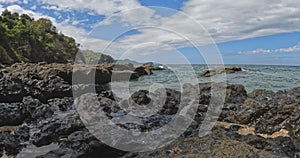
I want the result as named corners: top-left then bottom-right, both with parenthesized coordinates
top-left (116, 59), bottom-right (142, 66)
top-left (78, 50), bottom-right (115, 64)
top-left (0, 10), bottom-right (79, 65)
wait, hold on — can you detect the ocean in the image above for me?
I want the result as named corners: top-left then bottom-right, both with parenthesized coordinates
top-left (114, 65), bottom-right (300, 94)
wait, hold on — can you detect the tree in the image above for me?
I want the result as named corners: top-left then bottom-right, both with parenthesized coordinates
top-left (0, 10), bottom-right (79, 65)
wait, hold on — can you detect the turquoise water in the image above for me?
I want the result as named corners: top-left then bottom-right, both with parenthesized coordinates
top-left (124, 65), bottom-right (300, 93)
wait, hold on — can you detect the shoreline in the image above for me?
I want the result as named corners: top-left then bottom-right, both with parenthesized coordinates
top-left (0, 63), bottom-right (299, 157)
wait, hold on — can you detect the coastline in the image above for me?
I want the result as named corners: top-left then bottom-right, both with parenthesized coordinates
top-left (0, 63), bottom-right (299, 157)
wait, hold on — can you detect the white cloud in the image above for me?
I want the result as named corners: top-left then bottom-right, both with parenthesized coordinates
top-left (181, 0), bottom-right (300, 43)
top-left (4, 0), bottom-right (300, 59)
top-left (238, 43), bottom-right (300, 55)
top-left (30, 5), bottom-right (36, 10)
top-left (4, 5), bottom-right (108, 52)
top-left (0, 5), bottom-right (4, 12)
top-left (85, 0), bottom-right (300, 58)
top-left (0, 0), bottom-right (18, 3)
top-left (38, 0), bottom-right (141, 16)
top-left (41, 5), bottom-right (63, 11)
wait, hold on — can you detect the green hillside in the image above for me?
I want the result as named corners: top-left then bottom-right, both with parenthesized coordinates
top-left (78, 50), bottom-right (115, 64)
top-left (0, 10), bottom-right (79, 65)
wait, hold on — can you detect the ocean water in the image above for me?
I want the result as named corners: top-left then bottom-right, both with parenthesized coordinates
top-left (119, 65), bottom-right (300, 94)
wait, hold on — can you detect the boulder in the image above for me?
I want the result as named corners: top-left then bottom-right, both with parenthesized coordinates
top-left (136, 137), bottom-right (279, 158)
top-left (0, 103), bottom-right (27, 126)
top-left (201, 66), bottom-right (242, 77)
top-left (111, 70), bottom-right (139, 81)
top-left (37, 128), bottom-right (127, 158)
top-left (134, 66), bottom-right (153, 76)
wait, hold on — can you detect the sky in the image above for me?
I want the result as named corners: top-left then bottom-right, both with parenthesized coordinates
top-left (0, 0), bottom-right (300, 65)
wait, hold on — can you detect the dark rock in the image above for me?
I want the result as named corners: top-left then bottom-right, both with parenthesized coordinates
top-left (23, 96), bottom-right (42, 116)
top-left (32, 113), bottom-right (85, 147)
top-left (111, 70), bottom-right (139, 81)
top-left (0, 130), bottom-right (24, 156)
top-left (130, 90), bottom-right (151, 105)
top-left (14, 125), bottom-right (30, 142)
top-left (72, 64), bottom-right (112, 85)
top-left (0, 63), bottom-right (114, 103)
top-left (158, 88), bottom-right (181, 115)
top-left (22, 96), bottom-right (54, 121)
top-left (134, 67), bottom-right (153, 76)
top-left (38, 128), bottom-right (127, 158)
top-left (201, 66), bottom-right (242, 77)
top-left (137, 137), bottom-right (278, 158)
top-left (47, 97), bottom-right (74, 111)
top-left (196, 82), bottom-right (247, 106)
top-left (0, 103), bottom-right (27, 126)
top-left (0, 125), bottom-right (30, 157)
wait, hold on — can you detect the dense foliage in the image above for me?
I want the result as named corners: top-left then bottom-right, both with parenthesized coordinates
top-left (0, 10), bottom-right (79, 65)
top-left (78, 50), bottom-right (115, 64)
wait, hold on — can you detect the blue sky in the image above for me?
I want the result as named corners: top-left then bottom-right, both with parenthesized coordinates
top-left (1, 0), bottom-right (300, 65)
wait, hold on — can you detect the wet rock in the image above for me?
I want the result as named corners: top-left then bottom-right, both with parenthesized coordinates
top-left (0, 79), bottom-right (27, 103)
top-left (0, 130), bottom-right (24, 156)
top-left (240, 134), bottom-right (296, 157)
top-left (32, 113), bottom-right (85, 147)
top-left (201, 66), bottom-right (242, 77)
top-left (22, 96), bottom-right (54, 121)
top-left (72, 64), bottom-right (112, 85)
top-left (111, 70), bottom-right (139, 81)
top-left (130, 90), bottom-right (151, 105)
top-left (137, 137), bottom-right (278, 158)
top-left (197, 82), bottom-right (247, 105)
top-left (38, 129), bottom-right (127, 158)
top-left (0, 125), bottom-right (30, 157)
top-left (98, 90), bottom-right (117, 101)
top-left (141, 63), bottom-right (166, 71)
top-left (14, 125), bottom-right (30, 142)
top-left (0, 103), bottom-right (27, 126)
top-left (158, 88), bottom-right (181, 115)
top-left (134, 67), bottom-right (153, 76)
top-left (248, 89), bottom-right (276, 103)
top-left (23, 96), bottom-right (42, 116)
top-left (47, 97), bottom-right (74, 112)
top-left (0, 63), bottom-right (113, 103)
top-left (0, 64), bottom-right (5, 69)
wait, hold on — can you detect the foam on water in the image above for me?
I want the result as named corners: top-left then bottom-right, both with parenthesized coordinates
top-left (119, 65), bottom-right (300, 93)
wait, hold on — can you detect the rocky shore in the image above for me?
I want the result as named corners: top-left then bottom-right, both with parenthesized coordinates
top-left (201, 66), bottom-right (242, 77)
top-left (0, 63), bottom-right (299, 158)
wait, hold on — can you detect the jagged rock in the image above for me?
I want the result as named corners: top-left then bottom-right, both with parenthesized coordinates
top-left (0, 103), bottom-right (27, 126)
top-left (136, 137), bottom-right (279, 158)
top-left (22, 96), bottom-right (54, 121)
top-left (130, 90), bottom-right (152, 105)
top-left (111, 70), bottom-right (139, 81)
top-left (201, 66), bottom-right (242, 77)
top-left (134, 67), bottom-right (153, 76)
top-left (37, 128), bottom-right (127, 158)
top-left (196, 82), bottom-right (247, 106)
top-left (47, 97), bottom-right (74, 112)
top-left (0, 126), bottom-right (30, 157)
top-left (32, 113), bottom-right (85, 147)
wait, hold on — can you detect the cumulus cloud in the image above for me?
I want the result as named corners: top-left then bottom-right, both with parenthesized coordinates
top-left (70, 0), bottom-right (300, 58)
top-left (238, 43), bottom-right (300, 55)
top-left (0, 5), bottom-right (4, 12)
top-left (181, 0), bottom-right (300, 43)
top-left (4, 5), bottom-right (109, 52)
top-left (0, 0), bottom-right (18, 3)
top-left (38, 0), bottom-right (141, 16)
top-left (3, 0), bottom-right (300, 59)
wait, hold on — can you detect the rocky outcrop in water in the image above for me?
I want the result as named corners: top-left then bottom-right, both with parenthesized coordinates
top-left (201, 66), bottom-right (242, 77)
top-left (0, 62), bottom-right (166, 103)
top-left (0, 63), bottom-right (299, 158)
